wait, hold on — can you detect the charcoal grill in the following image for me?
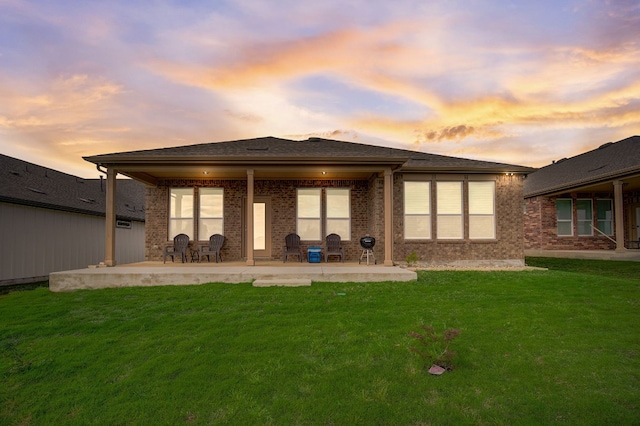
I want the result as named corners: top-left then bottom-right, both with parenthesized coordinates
top-left (358, 236), bottom-right (376, 265)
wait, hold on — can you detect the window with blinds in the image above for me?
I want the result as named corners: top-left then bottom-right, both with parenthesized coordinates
top-left (198, 188), bottom-right (224, 240)
top-left (404, 181), bottom-right (431, 239)
top-left (437, 181), bottom-right (462, 239)
top-left (297, 188), bottom-right (321, 241)
top-left (596, 199), bottom-right (613, 236)
top-left (469, 181), bottom-right (495, 239)
top-left (326, 188), bottom-right (351, 240)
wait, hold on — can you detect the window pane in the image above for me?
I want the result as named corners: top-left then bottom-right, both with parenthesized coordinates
top-left (327, 189), bottom-right (350, 218)
top-left (169, 219), bottom-right (192, 240)
top-left (170, 188), bottom-right (193, 218)
top-left (597, 220), bottom-right (613, 235)
top-left (298, 218), bottom-right (320, 241)
top-left (437, 215), bottom-right (463, 239)
top-left (404, 182), bottom-right (430, 214)
top-left (576, 200), bottom-right (592, 220)
top-left (469, 181), bottom-right (495, 214)
top-left (405, 215), bottom-right (431, 239)
top-left (577, 221), bottom-right (593, 236)
top-left (437, 182), bottom-right (462, 214)
top-left (200, 188), bottom-right (223, 217)
top-left (298, 188), bottom-right (321, 218)
top-left (557, 199), bottom-right (572, 220)
top-left (326, 219), bottom-right (349, 239)
top-left (597, 200), bottom-right (612, 220)
top-left (326, 189), bottom-right (350, 240)
top-left (199, 188), bottom-right (223, 240)
top-left (470, 216), bottom-right (495, 239)
top-left (198, 219), bottom-right (223, 240)
top-left (557, 221), bottom-right (572, 236)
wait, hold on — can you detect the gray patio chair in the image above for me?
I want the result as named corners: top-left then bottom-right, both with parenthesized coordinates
top-left (325, 233), bottom-right (344, 262)
top-left (198, 234), bottom-right (225, 263)
top-left (283, 233), bottom-right (303, 262)
top-left (163, 233), bottom-right (190, 263)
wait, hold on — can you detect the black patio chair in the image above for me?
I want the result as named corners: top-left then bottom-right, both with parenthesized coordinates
top-left (325, 233), bottom-right (344, 262)
top-left (163, 233), bottom-right (190, 263)
top-left (283, 233), bottom-right (303, 262)
top-left (198, 234), bottom-right (225, 263)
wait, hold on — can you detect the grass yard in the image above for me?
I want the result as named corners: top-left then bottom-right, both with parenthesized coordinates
top-left (1, 259), bottom-right (639, 425)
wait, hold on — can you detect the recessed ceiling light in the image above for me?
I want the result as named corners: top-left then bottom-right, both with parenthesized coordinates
top-left (203, 171), bottom-right (210, 175)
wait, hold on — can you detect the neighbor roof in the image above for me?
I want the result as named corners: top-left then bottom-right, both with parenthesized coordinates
top-left (524, 136), bottom-right (640, 197)
top-left (84, 136), bottom-right (535, 173)
top-left (0, 154), bottom-right (146, 221)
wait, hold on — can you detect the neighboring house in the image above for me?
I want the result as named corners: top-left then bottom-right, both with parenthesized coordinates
top-left (524, 135), bottom-right (640, 253)
top-left (0, 154), bottom-right (146, 285)
top-left (83, 136), bottom-right (535, 267)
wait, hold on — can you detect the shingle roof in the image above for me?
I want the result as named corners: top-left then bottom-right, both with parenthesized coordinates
top-left (84, 136), bottom-right (535, 173)
top-left (524, 136), bottom-right (640, 197)
top-left (0, 154), bottom-right (145, 221)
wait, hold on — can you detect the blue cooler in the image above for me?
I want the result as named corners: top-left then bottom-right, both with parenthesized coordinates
top-left (307, 246), bottom-right (322, 263)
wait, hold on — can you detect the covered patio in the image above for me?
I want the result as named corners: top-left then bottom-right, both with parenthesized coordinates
top-left (49, 261), bottom-right (418, 292)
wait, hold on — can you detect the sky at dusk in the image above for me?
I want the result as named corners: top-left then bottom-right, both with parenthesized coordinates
top-left (1, 0), bottom-right (639, 178)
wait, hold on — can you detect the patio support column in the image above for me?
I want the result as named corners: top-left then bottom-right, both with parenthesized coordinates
top-left (246, 169), bottom-right (255, 265)
top-left (105, 168), bottom-right (117, 266)
top-left (383, 168), bottom-right (393, 266)
top-left (613, 180), bottom-right (626, 252)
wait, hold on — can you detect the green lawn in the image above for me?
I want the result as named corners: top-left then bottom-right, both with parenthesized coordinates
top-left (2, 259), bottom-right (639, 425)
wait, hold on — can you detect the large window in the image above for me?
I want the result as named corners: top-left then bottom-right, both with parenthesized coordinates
top-left (437, 182), bottom-right (463, 239)
top-left (556, 199), bottom-right (573, 236)
top-left (596, 199), bottom-right (613, 236)
top-left (198, 188), bottom-right (224, 240)
top-left (297, 188), bottom-right (321, 241)
top-left (576, 199), bottom-right (593, 236)
top-left (469, 181), bottom-right (496, 239)
top-left (326, 188), bottom-right (351, 240)
top-left (169, 188), bottom-right (194, 239)
top-left (404, 181), bottom-right (431, 239)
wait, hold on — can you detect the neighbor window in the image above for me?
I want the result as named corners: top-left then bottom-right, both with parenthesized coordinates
top-left (469, 181), bottom-right (496, 239)
top-left (576, 199), bottom-right (593, 236)
top-left (596, 199), bottom-right (613, 236)
top-left (404, 181), bottom-right (431, 239)
top-left (297, 188), bottom-right (321, 240)
top-left (437, 181), bottom-right (463, 239)
top-left (169, 188), bottom-right (194, 239)
top-left (556, 199), bottom-right (573, 236)
top-left (326, 188), bottom-right (351, 240)
top-left (198, 188), bottom-right (224, 240)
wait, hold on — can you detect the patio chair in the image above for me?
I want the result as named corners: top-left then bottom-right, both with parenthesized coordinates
top-left (325, 233), bottom-right (344, 262)
top-left (198, 234), bottom-right (225, 263)
top-left (163, 233), bottom-right (190, 263)
top-left (283, 233), bottom-right (303, 262)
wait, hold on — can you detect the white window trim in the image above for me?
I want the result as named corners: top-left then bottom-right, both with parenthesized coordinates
top-left (296, 188), bottom-right (322, 241)
top-left (198, 188), bottom-right (224, 240)
top-left (169, 187), bottom-right (194, 240)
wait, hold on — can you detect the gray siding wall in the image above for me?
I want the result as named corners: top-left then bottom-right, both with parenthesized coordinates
top-left (0, 203), bottom-right (145, 283)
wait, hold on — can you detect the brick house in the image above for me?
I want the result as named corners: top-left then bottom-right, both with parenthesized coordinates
top-left (524, 136), bottom-right (640, 253)
top-left (83, 137), bottom-right (534, 267)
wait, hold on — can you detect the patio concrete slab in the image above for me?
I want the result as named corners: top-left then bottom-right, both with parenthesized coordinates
top-left (49, 263), bottom-right (417, 292)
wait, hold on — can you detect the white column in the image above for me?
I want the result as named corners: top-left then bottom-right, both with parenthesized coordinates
top-left (613, 180), bottom-right (626, 252)
top-left (105, 168), bottom-right (117, 266)
top-left (384, 168), bottom-right (394, 266)
top-left (246, 169), bottom-right (255, 265)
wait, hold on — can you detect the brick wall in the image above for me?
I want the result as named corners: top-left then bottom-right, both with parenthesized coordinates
top-left (145, 173), bottom-right (528, 263)
top-left (524, 194), bottom-right (617, 250)
top-left (392, 173), bottom-right (526, 263)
